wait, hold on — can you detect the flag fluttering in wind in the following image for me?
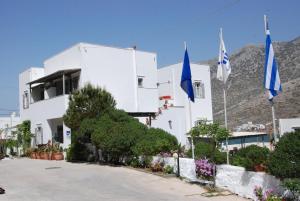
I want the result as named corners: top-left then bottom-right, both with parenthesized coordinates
top-left (217, 29), bottom-right (231, 83)
top-left (264, 16), bottom-right (282, 101)
top-left (180, 44), bottom-right (195, 102)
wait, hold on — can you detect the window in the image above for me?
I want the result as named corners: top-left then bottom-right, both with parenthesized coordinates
top-left (23, 91), bottom-right (29, 109)
top-left (138, 77), bottom-right (144, 88)
top-left (193, 81), bottom-right (205, 99)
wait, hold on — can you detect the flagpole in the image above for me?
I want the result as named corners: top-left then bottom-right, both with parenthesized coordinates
top-left (184, 41), bottom-right (195, 160)
top-left (264, 15), bottom-right (278, 144)
top-left (271, 101), bottom-right (278, 143)
top-left (189, 99), bottom-right (195, 160)
top-left (220, 28), bottom-right (230, 165)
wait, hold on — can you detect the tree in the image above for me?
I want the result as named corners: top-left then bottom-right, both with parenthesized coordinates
top-left (63, 84), bottom-right (116, 162)
top-left (190, 121), bottom-right (230, 163)
top-left (63, 83), bottom-right (116, 132)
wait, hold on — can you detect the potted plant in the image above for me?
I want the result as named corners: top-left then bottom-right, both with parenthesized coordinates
top-left (30, 148), bottom-right (38, 159)
top-left (39, 145), bottom-right (50, 160)
top-left (51, 143), bottom-right (64, 160)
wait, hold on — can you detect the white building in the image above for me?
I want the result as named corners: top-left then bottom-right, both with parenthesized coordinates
top-left (222, 131), bottom-right (271, 151)
top-left (0, 115), bottom-right (20, 140)
top-left (278, 118), bottom-right (300, 136)
top-left (152, 63), bottom-right (213, 146)
top-left (19, 43), bottom-right (158, 148)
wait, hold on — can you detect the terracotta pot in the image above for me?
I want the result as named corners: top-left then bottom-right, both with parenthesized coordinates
top-left (254, 164), bottom-right (266, 172)
top-left (30, 152), bottom-right (37, 159)
top-left (40, 152), bottom-right (50, 160)
top-left (36, 153), bottom-right (41, 159)
top-left (51, 152), bottom-right (64, 160)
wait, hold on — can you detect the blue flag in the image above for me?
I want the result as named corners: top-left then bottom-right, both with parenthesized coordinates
top-left (180, 47), bottom-right (195, 102)
top-left (264, 16), bottom-right (282, 101)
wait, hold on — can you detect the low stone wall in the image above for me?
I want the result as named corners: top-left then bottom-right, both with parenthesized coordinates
top-left (152, 156), bottom-right (197, 181)
top-left (216, 165), bottom-right (283, 200)
top-left (152, 157), bottom-right (284, 200)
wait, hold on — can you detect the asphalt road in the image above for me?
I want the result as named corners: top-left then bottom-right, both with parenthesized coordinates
top-left (0, 158), bottom-right (247, 201)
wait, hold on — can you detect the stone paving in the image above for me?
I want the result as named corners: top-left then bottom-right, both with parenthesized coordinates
top-left (0, 158), bottom-right (248, 201)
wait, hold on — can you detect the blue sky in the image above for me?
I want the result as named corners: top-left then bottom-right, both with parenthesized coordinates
top-left (0, 0), bottom-right (299, 113)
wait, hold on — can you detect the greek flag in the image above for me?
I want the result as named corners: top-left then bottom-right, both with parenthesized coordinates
top-left (264, 16), bottom-right (282, 101)
top-left (217, 29), bottom-right (231, 83)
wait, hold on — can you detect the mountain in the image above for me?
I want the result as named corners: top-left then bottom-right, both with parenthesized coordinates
top-left (202, 36), bottom-right (300, 129)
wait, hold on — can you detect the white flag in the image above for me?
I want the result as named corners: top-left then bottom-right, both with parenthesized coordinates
top-left (217, 28), bottom-right (231, 83)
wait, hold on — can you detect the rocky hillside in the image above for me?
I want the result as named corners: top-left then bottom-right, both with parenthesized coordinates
top-left (202, 36), bottom-right (300, 129)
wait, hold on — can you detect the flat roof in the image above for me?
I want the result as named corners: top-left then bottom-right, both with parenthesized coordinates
top-left (27, 69), bottom-right (81, 85)
top-left (230, 131), bottom-right (267, 138)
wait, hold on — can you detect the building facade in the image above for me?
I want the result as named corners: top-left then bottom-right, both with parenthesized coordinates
top-left (152, 63), bottom-right (213, 146)
top-left (19, 43), bottom-right (158, 148)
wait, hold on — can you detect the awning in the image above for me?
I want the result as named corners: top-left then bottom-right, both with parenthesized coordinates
top-left (27, 69), bottom-right (81, 85)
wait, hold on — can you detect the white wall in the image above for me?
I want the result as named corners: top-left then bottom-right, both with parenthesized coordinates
top-left (216, 165), bottom-right (283, 200)
top-left (152, 156), bottom-right (198, 181)
top-left (79, 43), bottom-right (158, 113)
top-left (152, 157), bottom-right (284, 200)
top-left (279, 118), bottom-right (300, 136)
top-left (155, 63), bottom-right (213, 146)
top-left (152, 107), bottom-right (187, 146)
top-left (158, 63), bottom-right (213, 131)
top-left (44, 44), bottom-right (82, 75)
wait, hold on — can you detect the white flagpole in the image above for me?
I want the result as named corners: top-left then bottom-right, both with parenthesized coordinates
top-left (220, 28), bottom-right (230, 165)
top-left (184, 41), bottom-right (195, 160)
top-left (264, 15), bottom-right (278, 143)
top-left (189, 100), bottom-right (195, 159)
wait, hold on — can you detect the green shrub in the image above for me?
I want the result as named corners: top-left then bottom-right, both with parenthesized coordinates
top-left (186, 141), bottom-right (226, 164)
top-left (267, 131), bottom-right (300, 178)
top-left (132, 128), bottom-right (178, 157)
top-left (129, 157), bottom-right (141, 168)
top-left (163, 165), bottom-right (174, 174)
top-left (66, 141), bottom-right (89, 162)
top-left (232, 145), bottom-right (270, 171)
top-left (91, 109), bottom-right (147, 164)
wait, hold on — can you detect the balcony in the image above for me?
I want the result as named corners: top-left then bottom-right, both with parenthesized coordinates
top-left (26, 69), bottom-right (80, 104)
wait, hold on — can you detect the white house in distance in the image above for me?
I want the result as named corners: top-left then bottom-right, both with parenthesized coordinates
top-left (278, 118), bottom-right (300, 136)
top-left (152, 63), bottom-right (213, 146)
top-left (0, 114), bottom-right (20, 140)
top-left (19, 43), bottom-right (158, 148)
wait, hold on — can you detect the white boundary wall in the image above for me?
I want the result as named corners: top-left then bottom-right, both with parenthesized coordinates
top-left (152, 157), bottom-right (283, 200)
top-left (216, 165), bottom-right (283, 200)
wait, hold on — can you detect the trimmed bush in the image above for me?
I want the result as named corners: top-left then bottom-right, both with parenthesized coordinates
top-left (232, 145), bottom-right (269, 171)
top-left (91, 109), bottom-right (148, 164)
top-left (267, 131), bottom-right (300, 178)
top-left (132, 128), bottom-right (178, 157)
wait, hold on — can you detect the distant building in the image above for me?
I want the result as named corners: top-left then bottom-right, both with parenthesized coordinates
top-left (0, 115), bottom-right (20, 140)
top-left (221, 131), bottom-right (271, 151)
top-left (279, 118), bottom-right (300, 136)
top-left (234, 122), bottom-right (266, 132)
top-left (152, 63), bottom-right (213, 146)
top-left (0, 115), bottom-right (21, 156)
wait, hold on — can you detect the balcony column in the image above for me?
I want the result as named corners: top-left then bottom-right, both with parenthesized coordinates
top-left (62, 73), bottom-right (65, 95)
top-left (29, 83), bottom-right (32, 104)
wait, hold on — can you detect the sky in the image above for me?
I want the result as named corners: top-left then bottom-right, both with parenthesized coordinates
top-left (0, 0), bottom-right (299, 114)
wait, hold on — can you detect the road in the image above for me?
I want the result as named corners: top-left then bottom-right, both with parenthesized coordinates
top-left (0, 158), bottom-right (247, 201)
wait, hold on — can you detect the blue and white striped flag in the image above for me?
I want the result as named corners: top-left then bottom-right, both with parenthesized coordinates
top-left (217, 28), bottom-right (231, 83)
top-left (264, 16), bottom-right (282, 101)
